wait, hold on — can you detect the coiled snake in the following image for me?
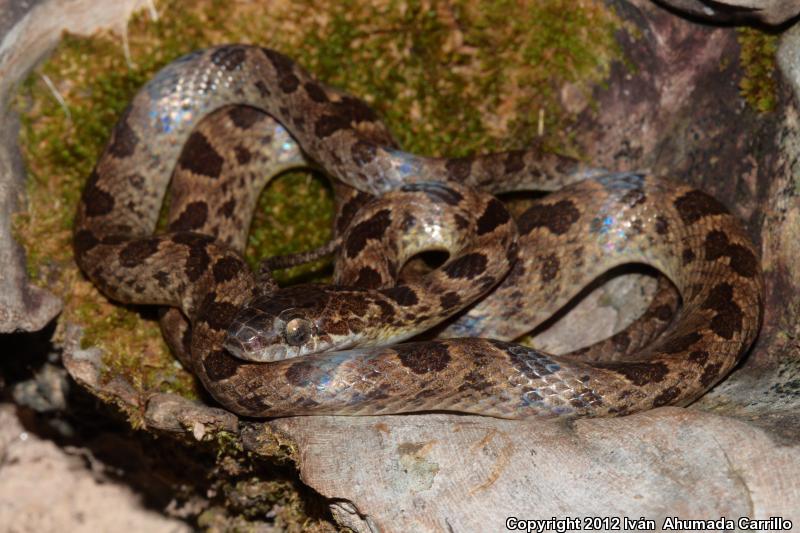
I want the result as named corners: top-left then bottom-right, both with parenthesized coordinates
top-left (73, 45), bottom-right (763, 419)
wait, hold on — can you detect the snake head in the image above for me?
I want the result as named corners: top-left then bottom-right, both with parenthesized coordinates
top-left (223, 285), bottom-right (348, 362)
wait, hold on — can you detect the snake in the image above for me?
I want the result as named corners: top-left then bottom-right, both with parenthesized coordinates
top-left (73, 44), bottom-right (764, 419)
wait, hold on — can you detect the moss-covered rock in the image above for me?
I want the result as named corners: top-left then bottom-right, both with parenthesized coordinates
top-left (737, 27), bottom-right (779, 113)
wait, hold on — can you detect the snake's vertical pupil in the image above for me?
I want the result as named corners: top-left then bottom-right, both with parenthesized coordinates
top-left (285, 318), bottom-right (312, 346)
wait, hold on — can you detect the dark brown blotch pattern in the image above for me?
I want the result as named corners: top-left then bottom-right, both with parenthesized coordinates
top-left (458, 368), bottom-right (493, 393)
top-left (539, 253), bottom-right (560, 283)
top-left (700, 362), bottom-right (724, 388)
top-left (353, 266), bottom-right (383, 289)
top-left (345, 209), bottom-right (392, 258)
top-left (445, 157), bottom-right (472, 182)
top-left (172, 233), bottom-right (214, 282)
top-left (702, 283), bottom-right (743, 339)
top-left (570, 387), bottom-right (604, 410)
top-left (351, 140), bottom-right (377, 166)
top-left (336, 191), bottom-right (373, 234)
top-left (653, 304), bottom-right (674, 322)
top-left (199, 294), bottom-right (240, 331)
top-left (476, 275), bottom-right (496, 292)
top-left (236, 395), bottom-right (273, 412)
top-left (598, 361), bottom-right (669, 386)
top-left (82, 170), bottom-right (116, 217)
top-left (334, 96), bottom-right (380, 123)
top-left (203, 349), bottom-right (245, 381)
top-left (442, 252), bottom-right (488, 280)
top-left (324, 319), bottom-right (350, 336)
top-left (704, 230), bottom-right (758, 279)
top-left (254, 80), bottom-right (270, 97)
top-left (661, 332), bottom-right (702, 354)
top-left (379, 286), bottom-right (419, 307)
top-left (218, 199), bottom-right (236, 219)
top-left (154, 270), bottom-right (171, 289)
top-left (262, 48), bottom-right (300, 93)
top-left (234, 145), bottom-right (252, 165)
top-left (674, 189), bottom-right (729, 224)
top-left (688, 350), bottom-right (709, 366)
top-left (304, 81), bottom-right (329, 103)
top-left (210, 45), bottom-right (246, 71)
top-left (285, 361), bottom-right (317, 387)
top-left (107, 106), bottom-right (139, 158)
top-left (227, 106), bottom-right (263, 129)
top-left (314, 96), bottom-right (380, 139)
top-left (315, 114), bottom-right (351, 138)
top-left (119, 238), bottom-right (161, 268)
top-left (213, 256), bottom-right (245, 284)
top-left (652, 386), bottom-right (681, 407)
top-left (655, 216), bottom-right (669, 235)
top-left (183, 245), bottom-right (211, 282)
top-left (395, 342), bottom-right (451, 375)
top-left (476, 198), bottom-right (510, 236)
top-left (73, 229), bottom-right (100, 256)
top-left (454, 214), bottom-right (469, 231)
top-left (169, 201), bottom-right (208, 232)
top-left (519, 199), bottom-right (581, 235)
top-left (126, 172), bottom-right (145, 191)
top-left (728, 245), bottom-right (759, 279)
top-left (178, 132), bottom-right (224, 179)
top-left (503, 150), bottom-right (525, 174)
top-left (440, 291), bottom-right (461, 310)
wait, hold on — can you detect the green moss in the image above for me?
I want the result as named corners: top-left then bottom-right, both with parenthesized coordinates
top-left (198, 484), bottom-right (332, 532)
top-left (283, 0), bottom-right (622, 156)
top-left (14, 0), bottom-right (624, 417)
top-left (215, 430), bottom-right (244, 458)
top-left (246, 172), bottom-right (335, 285)
top-left (737, 27), bottom-right (778, 113)
top-left (207, 436), bottom-right (329, 531)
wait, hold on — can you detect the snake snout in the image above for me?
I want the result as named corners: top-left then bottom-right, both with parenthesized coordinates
top-left (224, 325), bottom-right (262, 360)
top-left (223, 320), bottom-right (286, 362)
top-left (225, 329), bottom-right (294, 362)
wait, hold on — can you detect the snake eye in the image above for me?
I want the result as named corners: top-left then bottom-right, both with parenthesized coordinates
top-left (284, 317), bottom-right (313, 346)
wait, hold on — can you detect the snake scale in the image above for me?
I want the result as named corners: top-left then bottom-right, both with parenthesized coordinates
top-left (73, 44), bottom-right (763, 419)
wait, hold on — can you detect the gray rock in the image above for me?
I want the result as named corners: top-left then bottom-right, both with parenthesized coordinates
top-left (779, 21), bottom-right (800, 98)
top-left (0, 0), bottom-right (154, 334)
top-left (12, 362), bottom-right (69, 412)
top-left (654, 0), bottom-right (800, 25)
top-left (145, 393), bottom-right (239, 439)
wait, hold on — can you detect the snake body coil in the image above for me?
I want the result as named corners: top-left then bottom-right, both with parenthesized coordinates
top-left (74, 45), bottom-right (763, 419)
